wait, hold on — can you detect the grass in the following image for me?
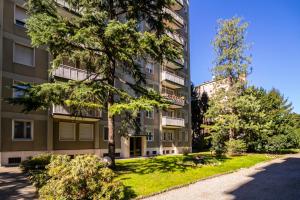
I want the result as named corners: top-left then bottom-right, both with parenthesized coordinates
top-left (115, 153), bottom-right (279, 198)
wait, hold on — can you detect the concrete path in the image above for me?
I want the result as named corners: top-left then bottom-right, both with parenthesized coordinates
top-left (145, 154), bottom-right (300, 200)
top-left (0, 167), bottom-right (37, 200)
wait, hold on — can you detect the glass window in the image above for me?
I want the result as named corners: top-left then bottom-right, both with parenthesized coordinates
top-left (146, 130), bottom-right (154, 142)
top-left (13, 81), bottom-right (29, 98)
top-left (145, 63), bottom-right (154, 74)
top-left (103, 127), bottom-right (109, 141)
top-left (13, 120), bottom-right (33, 140)
top-left (15, 6), bottom-right (28, 27)
top-left (145, 110), bottom-right (153, 119)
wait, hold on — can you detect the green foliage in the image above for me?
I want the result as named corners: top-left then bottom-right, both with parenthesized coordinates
top-left (20, 153), bottom-right (53, 172)
top-left (212, 17), bottom-right (251, 83)
top-left (225, 139), bottom-right (247, 155)
top-left (34, 155), bottom-right (125, 200)
top-left (210, 130), bottom-right (227, 156)
top-left (265, 135), bottom-right (288, 153)
top-left (206, 17), bottom-right (297, 154)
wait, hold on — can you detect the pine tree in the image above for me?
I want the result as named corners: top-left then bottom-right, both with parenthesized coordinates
top-left (9, 0), bottom-right (181, 167)
top-left (207, 17), bottom-right (251, 140)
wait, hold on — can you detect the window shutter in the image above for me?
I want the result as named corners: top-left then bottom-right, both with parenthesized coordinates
top-left (79, 123), bottom-right (93, 141)
top-left (14, 43), bottom-right (34, 66)
top-left (15, 6), bottom-right (27, 24)
top-left (59, 122), bottom-right (75, 141)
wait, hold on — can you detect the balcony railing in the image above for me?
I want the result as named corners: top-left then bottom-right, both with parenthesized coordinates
top-left (165, 30), bottom-right (184, 45)
top-left (162, 71), bottom-right (185, 86)
top-left (162, 93), bottom-right (185, 107)
top-left (53, 65), bottom-right (97, 81)
top-left (162, 116), bottom-right (185, 127)
top-left (163, 8), bottom-right (184, 26)
top-left (52, 105), bottom-right (101, 118)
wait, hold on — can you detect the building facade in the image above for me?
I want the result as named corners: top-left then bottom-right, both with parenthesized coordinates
top-left (0, 0), bottom-right (191, 165)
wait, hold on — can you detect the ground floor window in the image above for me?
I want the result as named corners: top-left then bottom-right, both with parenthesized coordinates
top-left (12, 120), bottom-right (33, 140)
top-left (162, 131), bottom-right (174, 141)
top-left (103, 127), bottom-right (109, 141)
top-left (59, 122), bottom-right (76, 141)
top-left (79, 123), bottom-right (94, 141)
top-left (146, 130), bottom-right (154, 141)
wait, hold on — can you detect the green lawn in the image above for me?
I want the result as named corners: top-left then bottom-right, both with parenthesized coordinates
top-left (115, 153), bottom-right (279, 198)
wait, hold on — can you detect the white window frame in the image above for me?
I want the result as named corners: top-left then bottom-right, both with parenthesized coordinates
top-left (146, 129), bottom-right (154, 142)
top-left (145, 63), bottom-right (154, 74)
top-left (145, 109), bottom-right (153, 119)
top-left (13, 42), bottom-right (35, 67)
top-left (79, 123), bottom-right (94, 141)
top-left (59, 122), bottom-right (76, 141)
top-left (14, 4), bottom-right (27, 28)
top-left (12, 119), bottom-right (34, 141)
top-left (103, 126), bottom-right (109, 141)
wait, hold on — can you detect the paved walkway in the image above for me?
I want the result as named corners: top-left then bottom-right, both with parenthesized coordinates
top-left (0, 167), bottom-right (37, 200)
top-left (145, 153), bottom-right (300, 200)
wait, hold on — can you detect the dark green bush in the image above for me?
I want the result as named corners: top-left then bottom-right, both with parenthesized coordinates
top-left (225, 139), bottom-right (247, 155)
top-left (265, 135), bottom-right (288, 153)
top-left (20, 153), bottom-right (53, 173)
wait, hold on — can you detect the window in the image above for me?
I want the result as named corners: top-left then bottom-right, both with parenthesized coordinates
top-left (14, 43), bottom-right (34, 66)
top-left (184, 131), bottom-right (189, 142)
top-left (103, 127), bottom-right (109, 141)
top-left (79, 123), bottom-right (94, 141)
top-left (59, 122), bottom-right (76, 141)
top-left (162, 131), bottom-right (174, 141)
top-left (146, 130), bottom-right (154, 142)
top-left (145, 110), bottom-right (153, 119)
top-left (15, 6), bottom-right (28, 27)
top-left (12, 120), bottom-right (33, 140)
top-left (13, 81), bottom-right (29, 98)
top-left (145, 63), bottom-right (154, 74)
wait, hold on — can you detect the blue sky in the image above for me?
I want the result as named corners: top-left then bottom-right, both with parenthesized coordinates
top-left (190, 0), bottom-right (300, 113)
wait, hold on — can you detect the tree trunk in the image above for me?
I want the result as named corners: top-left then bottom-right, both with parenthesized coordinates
top-left (107, 59), bottom-right (116, 168)
top-left (107, 101), bottom-right (115, 168)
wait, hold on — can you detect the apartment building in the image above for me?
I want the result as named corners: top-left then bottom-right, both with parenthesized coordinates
top-left (0, 0), bottom-right (191, 165)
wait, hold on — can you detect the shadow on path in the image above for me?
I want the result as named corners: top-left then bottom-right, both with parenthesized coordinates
top-left (227, 157), bottom-right (300, 200)
top-left (0, 167), bottom-right (37, 200)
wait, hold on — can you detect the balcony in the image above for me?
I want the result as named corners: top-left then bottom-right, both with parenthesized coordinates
top-left (53, 64), bottom-right (96, 81)
top-left (170, 0), bottom-right (184, 10)
top-left (162, 93), bottom-right (185, 108)
top-left (161, 71), bottom-right (185, 89)
top-left (162, 116), bottom-right (185, 128)
top-left (163, 8), bottom-right (184, 29)
top-left (164, 58), bottom-right (185, 69)
top-left (52, 105), bottom-right (101, 121)
top-left (166, 30), bottom-right (184, 46)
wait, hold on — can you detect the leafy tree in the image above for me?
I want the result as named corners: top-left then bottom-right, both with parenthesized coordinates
top-left (9, 0), bottom-right (181, 167)
top-left (191, 83), bottom-right (209, 150)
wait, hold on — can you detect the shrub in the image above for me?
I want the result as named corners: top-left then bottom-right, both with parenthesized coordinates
top-left (225, 139), bottom-right (247, 155)
top-left (20, 153), bottom-right (53, 173)
top-left (265, 134), bottom-right (288, 153)
top-left (20, 154), bottom-right (55, 188)
top-left (39, 155), bottom-right (125, 200)
top-left (210, 131), bottom-right (227, 156)
top-left (182, 147), bottom-right (191, 156)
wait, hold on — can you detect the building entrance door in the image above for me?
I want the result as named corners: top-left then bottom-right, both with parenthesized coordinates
top-left (130, 137), bottom-right (142, 157)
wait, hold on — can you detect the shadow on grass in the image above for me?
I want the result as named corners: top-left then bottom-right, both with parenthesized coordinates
top-left (115, 153), bottom-right (230, 176)
top-left (123, 186), bottom-right (137, 200)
